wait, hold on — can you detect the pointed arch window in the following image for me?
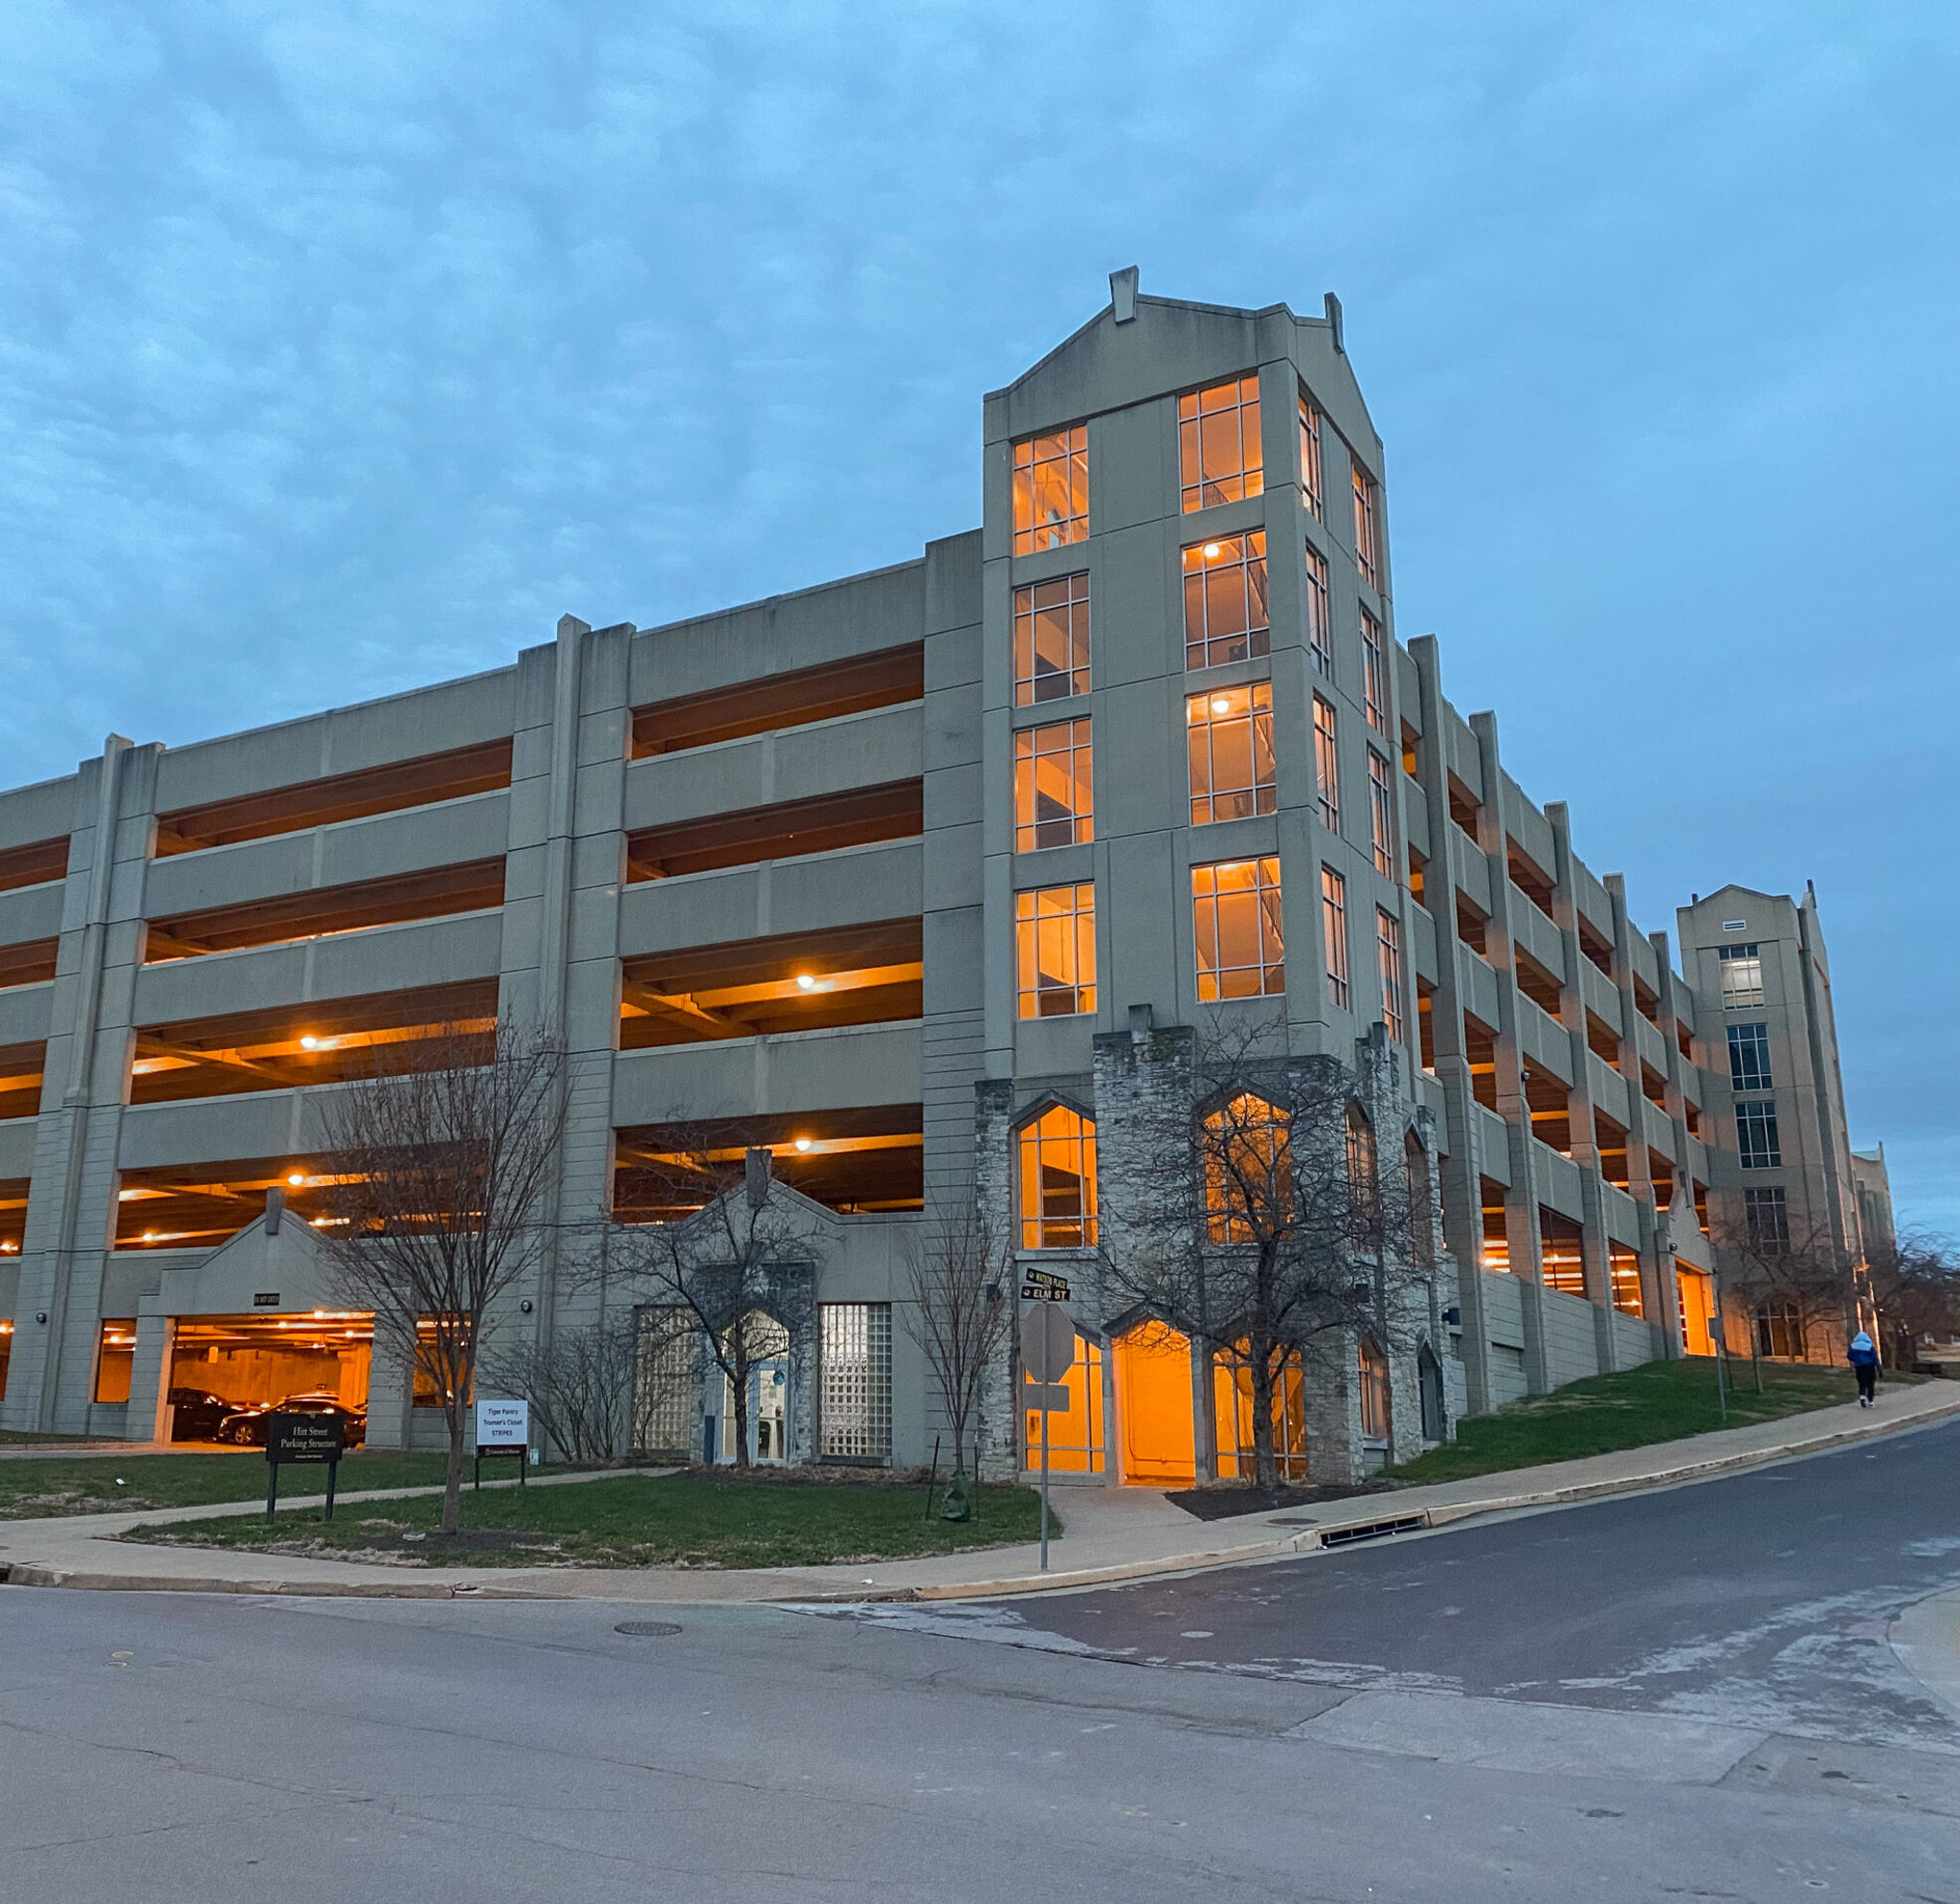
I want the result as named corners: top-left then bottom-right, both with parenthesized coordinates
top-left (1359, 1336), bottom-right (1392, 1441)
top-left (1203, 1093), bottom-right (1291, 1244)
top-left (1018, 1105), bottom-right (1098, 1249)
top-left (1404, 1130), bottom-right (1434, 1268)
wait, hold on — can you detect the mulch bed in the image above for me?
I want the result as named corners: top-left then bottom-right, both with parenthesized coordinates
top-left (1166, 1479), bottom-right (1397, 1521)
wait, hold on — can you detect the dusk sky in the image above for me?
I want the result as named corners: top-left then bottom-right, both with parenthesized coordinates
top-left (3, 4), bottom-right (1954, 1227)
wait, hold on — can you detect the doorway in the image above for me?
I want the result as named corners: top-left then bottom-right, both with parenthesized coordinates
top-left (1676, 1268), bottom-right (1716, 1356)
top-left (1113, 1321), bottom-right (1195, 1485)
top-left (721, 1314), bottom-right (791, 1465)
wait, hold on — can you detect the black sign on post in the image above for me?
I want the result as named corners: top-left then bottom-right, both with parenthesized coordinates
top-left (1020, 1266), bottom-right (1071, 1303)
top-left (264, 1412), bottom-right (346, 1525)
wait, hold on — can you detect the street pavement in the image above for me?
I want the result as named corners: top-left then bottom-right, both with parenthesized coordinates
top-left (3, 1419), bottom-right (1957, 1901)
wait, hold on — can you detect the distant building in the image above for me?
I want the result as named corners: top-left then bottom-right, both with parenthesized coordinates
top-left (0, 274), bottom-right (1889, 1473)
top-left (1678, 886), bottom-right (1885, 1362)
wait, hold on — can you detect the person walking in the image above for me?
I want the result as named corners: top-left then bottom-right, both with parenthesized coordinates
top-left (1848, 1330), bottom-right (1880, 1408)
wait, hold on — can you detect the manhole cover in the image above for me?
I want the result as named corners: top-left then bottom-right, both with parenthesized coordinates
top-left (613, 1620), bottom-right (682, 1637)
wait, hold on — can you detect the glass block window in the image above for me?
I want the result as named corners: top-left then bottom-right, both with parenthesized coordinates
top-left (1727, 1021), bottom-right (1771, 1093)
top-left (1192, 857), bottom-right (1285, 1000)
top-left (634, 1307), bottom-right (697, 1454)
top-left (1013, 571), bottom-right (1090, 705)
top-left (1182, 531), bottom-right (1270, 669)
top-left (1014, 884), bottom-right (1096, 1018)
top-left (820, 1303), bottom-right (893, 1461)
top-left (1736, 1099), bottom-right (1781, 1169)
top-left (1178, 374), bottom-right (1263, 512)
top-left (1719, 943), bottom-right (1765, 1009)
top-left (1013, 718), bottom-right (1094, 850)
top-left (1187, 683), bottom-right (1277, 824)
top-left (1013, 425), bottom-right (1088, 554)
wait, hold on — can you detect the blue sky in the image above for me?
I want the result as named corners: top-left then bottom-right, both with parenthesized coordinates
top-left (3, 3), bottom-right (1955, 1228)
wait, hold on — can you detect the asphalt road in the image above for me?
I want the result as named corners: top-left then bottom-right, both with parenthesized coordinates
top-left (3, 1419), bottom-right (1957, 1903)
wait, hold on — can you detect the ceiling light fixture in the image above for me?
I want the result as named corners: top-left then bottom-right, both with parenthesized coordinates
top-left (795, 974), bottom-right (817, 991)
top-left (1211, 695), bottom-right (1232, 715)
top-left (1202, 541), bottom-right (1223, 559)
top-left (793, 1137), bottom-right (813, 1153)
top-left (300, 1034), bottom-right (322, 1050)
top-left (287, 1172), bottom-right (306, 1187)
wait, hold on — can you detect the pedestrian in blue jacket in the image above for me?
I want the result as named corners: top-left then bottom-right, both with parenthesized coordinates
top-left (1848, 1331), bottom-right (1880, 1408)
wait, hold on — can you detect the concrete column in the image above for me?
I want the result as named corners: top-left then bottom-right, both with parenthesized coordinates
top-left (1406, 637), bottom-right (1495, 1415)
top-left (5, 736), bottom-right (159, 1434)
top-left (125, 1312), bottom-right (172, 1445)
top-left (1649, 930), bottom-right (1693, 1343)
top-left (1603, 875), bottom-right (1672, 1353)
top-left (1545, 804), bottom-right (1616, 1372)
top-left (1468, 712), bottom-right (1550, 1396)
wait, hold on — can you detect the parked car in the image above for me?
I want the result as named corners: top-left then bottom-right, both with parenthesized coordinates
top-left (217, 1394), bottom-right (367, 1448)
top-left (166, 1388), bottom-right (236, 1442)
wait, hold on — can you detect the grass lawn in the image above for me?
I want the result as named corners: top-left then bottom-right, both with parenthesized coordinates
top-left (0, 1449), bottom-right (454, 1518)
top-left (1387, 1356), bottom-right (1878, 1487)
top-left (121, 1471), bottom-right (1054, 1569)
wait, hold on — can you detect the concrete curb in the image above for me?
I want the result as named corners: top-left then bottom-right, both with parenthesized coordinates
top-left (3, 1390), bottom-right (1955, 1604)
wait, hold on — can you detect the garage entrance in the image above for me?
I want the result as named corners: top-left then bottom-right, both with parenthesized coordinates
top-left (165, 1312), bottom-right (371, 1444)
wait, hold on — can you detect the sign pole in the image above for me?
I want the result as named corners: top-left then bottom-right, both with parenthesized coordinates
top-left (323, 1458), bottom-right (338, 1523)
top-left (265, 1460), bottom-right (278, 1527)
top-left (1039, 1394), bottom-right (1051, 1573)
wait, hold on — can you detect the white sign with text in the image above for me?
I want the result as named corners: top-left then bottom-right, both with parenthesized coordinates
top-left (475, 1399), bottom-right (530, 1447)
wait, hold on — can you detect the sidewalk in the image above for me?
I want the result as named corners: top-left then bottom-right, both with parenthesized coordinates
top-left (4, 1382), bottom-right (1956, 1604)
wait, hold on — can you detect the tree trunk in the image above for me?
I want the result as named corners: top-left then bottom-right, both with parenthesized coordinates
top-left (727, 1357), bottom-right (750, 1470)
top-left (442, 1420), bottom-right (465, 1534)
top-left (1248, 1348), bottom-right (1278, 1493)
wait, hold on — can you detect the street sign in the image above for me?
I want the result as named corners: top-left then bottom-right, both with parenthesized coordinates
top-left (263, 1411), bottom-right (345, 1525)
top-left (476, 1399), bottom-right (529, 1447)
top-left (1021, 1302), bottom-right (1076, 1384)
top-left (1021, 1267), bottom-right (1071, 1302)
top-left (265, 1413), bottom-right (345, 1464)
top-left (475, 1398), bottom-right (531, 1489)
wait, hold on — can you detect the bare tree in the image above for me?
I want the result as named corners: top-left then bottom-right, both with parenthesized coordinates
top-left (605, 1133), bottom-right (821, 1469)
top-left (482, 1313), bottom-right (638, 1464)
top-left (1100, 1018), bottom-right (1422, 1491)
top-left (903, 1199), bottom-right (1013, 1486)
top-left (314, 1019), bottom-right (568, 1534)
top-left (1866, 1229), bottom-right (1960, 1362)
top-left (1712, 1213), bottom-right (1854, 1363)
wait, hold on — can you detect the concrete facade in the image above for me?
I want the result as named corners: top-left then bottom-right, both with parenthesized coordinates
top-left (1678, 885), bottom-right (1888, 1360)
top-left (0, 277), bottom-right (1884, 1477)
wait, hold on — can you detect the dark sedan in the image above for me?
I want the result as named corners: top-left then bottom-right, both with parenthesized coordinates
top-left (217, 1394), bottom-right (367, 1448)
top-left (166, 1388), bottom-right (237, 1442)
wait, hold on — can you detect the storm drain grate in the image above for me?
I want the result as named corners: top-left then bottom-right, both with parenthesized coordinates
top-left (613, 1620), bottom-right (683, 1637)
top-left (1318, 1513), bottom-right (1426, 1549)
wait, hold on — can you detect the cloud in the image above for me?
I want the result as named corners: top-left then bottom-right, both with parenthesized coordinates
top-left (0, 0), bottom-right (1953, 1219)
